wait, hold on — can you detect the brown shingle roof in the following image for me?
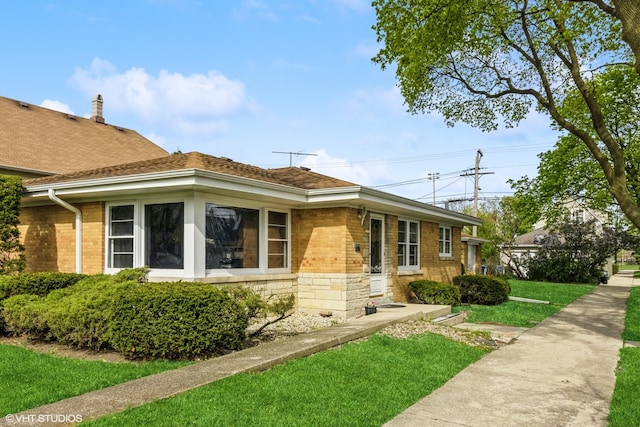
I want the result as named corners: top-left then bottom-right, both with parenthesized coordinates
top-left (23, 152), bottom-right (359, 190)
top-left (0, 95), bottom-right (169, 175)
top-left (268, 166), bottom-right (357, 189)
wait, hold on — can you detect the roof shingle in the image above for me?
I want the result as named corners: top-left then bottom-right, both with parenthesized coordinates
top-left (0, 95), bottom-right (169, 175)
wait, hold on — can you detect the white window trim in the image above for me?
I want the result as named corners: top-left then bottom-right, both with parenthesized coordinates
top-left (398, 218), bottom-right (420, 271)
top-left (105, 198), bottom-right (188, 278)
top-left (439, 225), bottom-right (452, 258)
top-left (105, 197), bottom-right (292, 278)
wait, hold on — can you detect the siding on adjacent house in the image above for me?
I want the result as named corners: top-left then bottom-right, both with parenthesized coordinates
top-left (18, 202), bottom-right (104, 274)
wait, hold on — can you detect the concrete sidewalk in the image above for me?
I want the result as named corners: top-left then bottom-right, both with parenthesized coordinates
top-left (385, 271), bottom-right (636, 427)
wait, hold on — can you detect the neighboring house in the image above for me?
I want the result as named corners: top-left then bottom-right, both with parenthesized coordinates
top-left (501, 200), bottom-right (611, 276)
top-left (461, 234), bottom-right (487, 274)
top-left (0, 95), bottom-right (168, 178)
top-left (18, 151), bottom-right (483, 318)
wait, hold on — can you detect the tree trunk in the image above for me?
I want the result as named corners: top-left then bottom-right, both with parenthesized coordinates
top-left (613, 0), bottom-right (640, 75)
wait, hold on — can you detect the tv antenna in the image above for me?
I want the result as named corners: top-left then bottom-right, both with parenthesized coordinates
top-left (272, 151), bottom-right (318, 167)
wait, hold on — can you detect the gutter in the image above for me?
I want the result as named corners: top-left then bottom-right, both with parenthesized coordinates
top-left (47, 189), bottom-right (82, 273)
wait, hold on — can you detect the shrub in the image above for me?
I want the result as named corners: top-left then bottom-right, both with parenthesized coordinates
top-left (2, 294), bottom-right (49, 338)
top-left (42, 276), bottom-right (136, 349)
top-left (0, 175), bottom-right (25, 275)
top-left (453, 275), bottom-right (509, 305)
top-left (110, 283), bottom-right (250, 360)
top-left (0, 272), bottom-right (87, 336)
top-left (0, 272), bottom-right (88, 300)
top-left (2, 274), bottom-right (134, 347)
top-left (408, 280), bottom-right (461, 306)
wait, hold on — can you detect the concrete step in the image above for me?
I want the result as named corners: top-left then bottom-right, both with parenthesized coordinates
top-left (432, 312), bottom-right (466, 326)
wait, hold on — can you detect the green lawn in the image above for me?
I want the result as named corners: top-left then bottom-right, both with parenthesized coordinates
top-left (452, 280), bottom-right (595, 327)
top-left (609, 287), bottom-right (640, 426)
top-left (0, 344), bottom-right (189, 416)
top-left (84, 333), bottom-right (489, 427)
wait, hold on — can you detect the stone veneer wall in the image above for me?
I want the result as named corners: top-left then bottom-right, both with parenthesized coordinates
top-left (292, 207), bottom-right (369, 318)
top-left (18, 202), bottom-right (105, 274)
top-left (192, 274), bottom-right (298, 302)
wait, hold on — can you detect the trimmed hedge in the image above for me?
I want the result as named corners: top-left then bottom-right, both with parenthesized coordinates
top-left (2, 275), bottom-right (135, 347)
top-left (0, 272), bottom-right (88, 300)
top-left (408, 280), bottom-right (461, 306)
top-left (2, 269), bottom-right (278, 360)
top-left (452, 275), bottom-right (510, 305)
top-left (0, 272), bottom-right (88, 336)
top-left (110, 283), bottom-right (250, 360)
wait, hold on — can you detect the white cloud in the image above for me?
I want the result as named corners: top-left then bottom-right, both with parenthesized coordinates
top-left (40, 99), bottom-right (74, 114)
top-left (299, 148), bottom-right (392, 186)
top-left (70, 58), bottom-right (254, 136)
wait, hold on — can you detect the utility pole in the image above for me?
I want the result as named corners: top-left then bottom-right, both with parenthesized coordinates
top-left (427, 172), bottom-right (440, 205)
top-left (272, 151), bottom-right (317, 167)
top-left (473, 150), bottom-right (482, 236)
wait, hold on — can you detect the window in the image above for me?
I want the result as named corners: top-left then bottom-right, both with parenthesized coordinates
top-left (571, 209), bottom-right (585, 223)
top-left (439, 226), bottom-right (452, 256)
top-left (145, 203), bottom-right (184, 269)
top-left (205, 204), bottom-right (259, 269)
top-left (268, 211), bottom-right (288, 268)
top-left (398, 219), bottom-right (419, 269)
top-left (107, 205), bottom-right (134, 268)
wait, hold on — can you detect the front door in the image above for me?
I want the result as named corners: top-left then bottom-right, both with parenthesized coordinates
top-left (369, 215), bottom-right (385, 296)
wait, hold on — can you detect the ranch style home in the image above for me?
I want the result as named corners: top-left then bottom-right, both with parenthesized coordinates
top-left (3, 95), bottom-right (483, 318)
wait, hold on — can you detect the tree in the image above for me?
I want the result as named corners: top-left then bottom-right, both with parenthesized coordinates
top-left (525, 219), bottom-right (640, 283)
top-left (510, 65), bottom-right (640, 225)
top-left (0, 176), bottom-right (25, 274)
top-left (372, 0), bottom-right (640, 229)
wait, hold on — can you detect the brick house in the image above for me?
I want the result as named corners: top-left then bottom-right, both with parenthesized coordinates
top-left (18, 151), bottom-right (482, 318)
top-left (4, 95), bottom-right (482, 318)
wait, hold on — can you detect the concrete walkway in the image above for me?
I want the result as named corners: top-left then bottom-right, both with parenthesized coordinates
top-left (385, 271), bottom-right (636, 427)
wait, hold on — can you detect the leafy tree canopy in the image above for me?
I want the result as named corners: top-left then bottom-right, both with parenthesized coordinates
top-left (372, 0), bottom-right (640, 229)
top-left (511, 65), bottom-right (640, 227)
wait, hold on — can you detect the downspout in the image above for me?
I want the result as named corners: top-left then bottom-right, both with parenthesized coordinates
top-left (47, 189), bottom-right (82, 273)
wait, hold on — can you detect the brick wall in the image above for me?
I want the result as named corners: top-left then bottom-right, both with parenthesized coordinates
top-left (292, 207), bottom-right (365, 274)
top-left (19, 202), bottom-right (105, 274)
top-left (391, 221), bottom-right (464, 302)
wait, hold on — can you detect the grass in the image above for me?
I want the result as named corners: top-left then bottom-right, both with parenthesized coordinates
top-left (85, 333), bottom-right (489, 427)
top-left (623, 287), bottom-right (640, 341)
top-left (609, 287), bottom-right (640, 426)
top-left (0, 344), bottom-right (189, 416)
top-left (452, 280), bottom-right (595, 327)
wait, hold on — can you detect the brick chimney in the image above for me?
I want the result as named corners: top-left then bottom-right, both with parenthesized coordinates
top-left (91, 94), bottom-right (104, 123)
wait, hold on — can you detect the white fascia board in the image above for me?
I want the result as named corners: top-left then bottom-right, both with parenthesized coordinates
top-left (306, 186), bottom-right (482, 227)
top-left (22, 169), bottom-right (309, 204)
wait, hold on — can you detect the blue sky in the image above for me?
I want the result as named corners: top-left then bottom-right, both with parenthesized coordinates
top-left (1, 0), bottom-right (558, 205)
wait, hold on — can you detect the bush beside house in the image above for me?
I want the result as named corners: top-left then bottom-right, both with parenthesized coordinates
top-left (2, 269), bottom-right (294, 360)
top-left (408, 280), bottom-right (461, 306)
top-left (453, 275), bottom-right (510, 305)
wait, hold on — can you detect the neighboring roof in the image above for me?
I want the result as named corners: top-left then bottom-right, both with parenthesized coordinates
top-left (461, 234), bottom-right (489, 244)
top-left (0, 95), bottom-right (169, 175)
top-left (513, 228), bottom-right (553, 246)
